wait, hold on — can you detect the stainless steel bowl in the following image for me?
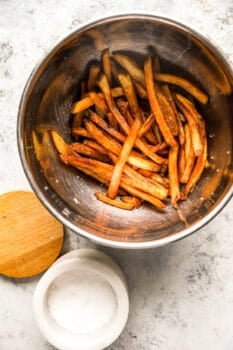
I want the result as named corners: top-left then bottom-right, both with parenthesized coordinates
top-left (17, 14), bottom-right (233, 248)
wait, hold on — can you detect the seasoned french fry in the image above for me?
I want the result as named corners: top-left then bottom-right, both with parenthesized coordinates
top-left (95, 191), bottom-right (135, 210)
top-left (70, 142), bottom-right (110, 162)
top-left (175, 94), bottom-right (203, 156)
top-left (61, 153), bottom-right (166, 208)
top-left (51, 130), bottom-right (73, 156)
top-left (133, 79), bottom-right (148, 99)
top-left (184, 121), bottom-right (207, 195)
top-left (71, 87), bottom-right (124, 114)
top-left (107, 118), bottom-right (141, 199)
top-left (178, 146), bottom-right (186, 180)
top-left (116, 99), bottom-right (134, 126)
top-left (102, 48), bottom-right (112, 84)
top-left (85, 120), bottom-right (161, 171)
top-left (138, 114), bottom-right (155, 138)
top-left (180, 124), bottom-right (195, 183)
top-left (168, 145), bottom-right (180, 209)
top-left (113, 53), bottom-right (145, 86)
top-left (89, 91), bottom-right (108, 114)
top-left (83, 139), bottom-right (110, 155)
top-left (121, 196), bottom-right (141, 208)
top-left (71, 128), bottom-right (93, 139)
top-left (158, 91), bottom-right (179, 136)
top-left (88, 64), bottom-right (101, 91)
top-left (144, 56), bottom-right (177, 147)
top-left (155, 72), bottom-right (208, 105)
top-left (118, 73), bottom-right (143, 121)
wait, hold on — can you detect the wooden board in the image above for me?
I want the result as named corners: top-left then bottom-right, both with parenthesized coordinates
top-left (0, 191), bottom-right (64, 278)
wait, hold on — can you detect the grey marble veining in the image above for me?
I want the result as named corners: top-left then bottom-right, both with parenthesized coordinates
top-left (0, 0), bottom-right (232, 349)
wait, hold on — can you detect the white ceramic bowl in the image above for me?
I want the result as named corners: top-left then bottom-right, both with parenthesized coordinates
top-left (33, 249), bottom-right (129, 350)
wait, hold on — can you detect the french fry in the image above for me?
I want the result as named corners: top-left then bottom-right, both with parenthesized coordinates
top-left (175, 94), bottom-right (203, 156)
top-left (98, 73), bottom-right (130, 134)
top-left (178, 146), bottom-right (186, 181)
top-left (88, 64), bottom-right (101, 91)
top-left (71, 87), bottom-right (124, 114)
top-left (184, 121), bottom-right (207, 195)
top-left (83, 139), bottom-right (110, 155)
top-left (61, 153), bottom-right (166, 208)
top-left (168, 145), bottom-right (180, 209)
top-left (158, 90), bottom-right (179, 136)
top-left (138, 114), bottom-right (155, 138)
top-left (155, 72), bottom-right (208, 105)
top-left (116, 99), bottom-right (134, 126)
top-left (51, 130), bottom-right (73, 156)
top-left (144, 56), bottom-right (177, 147)
top-left (89, 91), bottom-right (109, 114)
top-left (118, 73), bottom-right (143, 121)
top-left (102, 48), bottom-right (112, 84)
top-left (70, 142), bottom-right (110, 162)
top-left (85, 120), bottom-right (161, 172)
top-left (71, 128), bottom-right (93, 139)
top-left (95, 191), bottom-right (135, 210)
top-left (113, 53), bottom-right (145, 86)
top-left (133, 79), bottom-right (148, 99)
top-left (180, 124), bottom-right (195, 183)
top-left (106, 152), bottom-right (168, 200)
top-left (121, 196), bottom-right (141, 208)
top-left (108, 118), bottom-right (141, 199)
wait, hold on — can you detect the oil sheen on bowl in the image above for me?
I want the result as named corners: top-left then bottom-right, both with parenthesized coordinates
top-left (18, 14), bottom-right (233, 248)
top-left (33, 249), bottom-right (129, 350)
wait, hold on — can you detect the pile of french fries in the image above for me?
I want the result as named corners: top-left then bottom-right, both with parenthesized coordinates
top-left (51, 49), bottom-right (208, 211)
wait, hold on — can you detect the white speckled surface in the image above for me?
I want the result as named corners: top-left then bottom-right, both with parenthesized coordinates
top-left (0, 1), bottom-right (233, 349)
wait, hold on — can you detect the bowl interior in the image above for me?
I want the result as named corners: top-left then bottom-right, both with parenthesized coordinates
top-left (18, 15), bottom-right (233, 247)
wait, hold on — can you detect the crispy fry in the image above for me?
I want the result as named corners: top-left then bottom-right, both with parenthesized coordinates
top-left (51, 130), bottom-right (73, 156)
top-left (184, 121), bottom-right (207, 195)
top-left (138, 114), bottom-right (155, 138)
top-left (71, 87), bottom-right (124, 114)
top-left (158, 91), bottom-right (179, 136)
top-left (133, 79), bottom-right (148, 99)
top-left (155, 72), bottom-right (208, 105)
top-left (83, 139), bottom-right (109, 155)
top-left (89, 91), bottom-right (108, 114)
top-left (71, 128), bottom-right (93, 139)
top-left (108, 118), bottom-right (141, 199)
top-left (168, 145), bottom-right (180, 209)
top-left (178, 146), bottom-right (186, 180)
top-left (144, 56), bottom-right (177, 147)
top-left (85, 120), bottom-right (161, 172)
top-left (62, 153), bottom-right (166, 208)
top-left (88, 64), bottom-right (101, 91)
top-left (72, 112), bottom-right (84, 129)
top-left (102, 48), bottom-right (112, 84)
top-left (180, 124), bottom-right (195, 183)
top-left (121, 196), bottom-right (141, 208)
top-left (95, 191), bottom-right (135, 210)
top-left (113, 53), bottom-right (145, 86)
top-left (175, 94), bottom-right (203, 156)
top-left (118, 73), bottom-right (143, 121)
top-left (70, 142), bottom-right (110, 162)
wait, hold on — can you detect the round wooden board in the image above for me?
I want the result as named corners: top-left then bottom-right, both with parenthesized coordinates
top-left (0, 191), bottom-right (64, 278)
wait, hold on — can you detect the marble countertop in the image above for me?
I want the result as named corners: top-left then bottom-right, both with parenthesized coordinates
top-left (0, 1), bottom-right (232, 349)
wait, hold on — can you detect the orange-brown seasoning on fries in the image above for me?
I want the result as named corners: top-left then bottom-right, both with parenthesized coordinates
top-left (51, 48), bottom-right (208, 212)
